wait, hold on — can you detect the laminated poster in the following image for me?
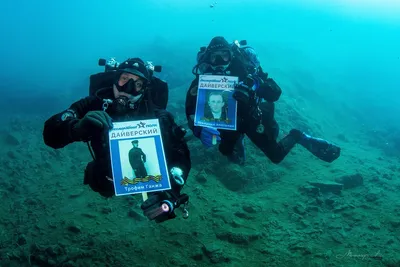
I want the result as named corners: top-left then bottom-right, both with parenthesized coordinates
top-left (194, 74), bottom-right (238, 131)
top-left (109, 119), bottom-right (171, 196)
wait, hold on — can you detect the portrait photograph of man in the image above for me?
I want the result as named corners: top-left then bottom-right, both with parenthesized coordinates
top-left (194, 75), bottom-right (238, 131)
top-left (203, 90), bottom-right (228, 121)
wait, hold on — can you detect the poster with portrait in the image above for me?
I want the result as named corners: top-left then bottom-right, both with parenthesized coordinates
top-left (194, 75), bottom-right (238, 130)
top-left (108, 119), bottom-right (171, 196)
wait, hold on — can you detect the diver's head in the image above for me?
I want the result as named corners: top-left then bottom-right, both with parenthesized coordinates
top-left (113, 58), bottom-right (150, 100)
top-left (206, 36), bottom-right (232, 72)
top-left (111, 58), bottom-right (151, 114)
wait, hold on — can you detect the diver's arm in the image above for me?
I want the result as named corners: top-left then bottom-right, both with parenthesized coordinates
top-left (68, 96), bottom-right (104, 118)
top-left (185, 77), bottom-right (202, 138)
top-left (156, 109), bottom-right (192, 195)
top-left (43, 96), bottom-right (103, 149)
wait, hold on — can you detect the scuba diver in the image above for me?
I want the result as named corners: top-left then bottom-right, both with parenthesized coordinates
top-left (43, 57), bottom-right (191, 223)
top-left (185, 36), bottom-right (341, 165)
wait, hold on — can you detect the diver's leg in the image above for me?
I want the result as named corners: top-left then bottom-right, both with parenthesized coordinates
top-left (247, 101), bottom-right (340, 163)
top-left (244, 102), bottom-right (298, 163)
top-left (218, 130), bottom-right (245, 165)
top-left (246, 117), bottom-right (301, 164)
top-left (227, 133), bottom-right (246, 165)
top-left (297, 132), bottom-right (341, 163)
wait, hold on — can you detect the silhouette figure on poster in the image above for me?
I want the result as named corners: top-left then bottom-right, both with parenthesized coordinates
top-left (128, 140), bottom-right (148, 178)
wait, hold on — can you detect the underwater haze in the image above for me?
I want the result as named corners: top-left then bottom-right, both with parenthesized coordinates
top-left (1, 0), bottom-right (400, 126)
top-left (0, 0), bottom-right (400, 266)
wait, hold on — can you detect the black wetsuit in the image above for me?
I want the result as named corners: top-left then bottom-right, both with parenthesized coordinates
top-left (186, 57), bottom-right (302, 164)
top-left (43, 89), bottom-right (191, 197)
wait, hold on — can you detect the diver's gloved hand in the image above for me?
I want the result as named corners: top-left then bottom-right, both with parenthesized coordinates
top-left (141, 191), bottom-right (189, 223)
top-left (233, 77), bottom-right (255, 104)
top-left (256, 77), bottom-right (282, 103)
top-left (294, 129), bottom-right (341, 163)
top-left (200, 127), bottom-right (221, 148)
top-left (227, 134), bottom-right (246, 165)
top-left (71, 111), bottom-right (113, 141)
top-left (235, 74), bottom-right (282, 103)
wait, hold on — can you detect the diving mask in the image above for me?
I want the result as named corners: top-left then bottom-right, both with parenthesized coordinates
top-left (116, 72), bottom-right (146, 96)
top-left (210, 50), bottom-right (231, 65)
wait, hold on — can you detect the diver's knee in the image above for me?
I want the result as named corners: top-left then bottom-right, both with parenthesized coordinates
top-left (268, 153), bottom-right (284, 164)
top-left (218, 144), bottom-right (232, 156)
top-left (84, 161), bottom-right (115, 198)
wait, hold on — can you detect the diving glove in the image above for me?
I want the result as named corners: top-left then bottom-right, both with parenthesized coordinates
top-left (200, 127), bottom-right (221, 148)
top-left (233, 75), bottom-right (257, 105)
top-left (71, 111), bottom-right (113, 141)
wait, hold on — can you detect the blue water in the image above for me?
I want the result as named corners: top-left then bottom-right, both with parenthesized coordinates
top-left (1, 0), bottom-right (399, 124)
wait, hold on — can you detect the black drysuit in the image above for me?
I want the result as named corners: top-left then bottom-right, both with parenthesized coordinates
top-left (43, 90), bottom-right (191, 197)
top-left (186, 57), bottom-right (301, 164)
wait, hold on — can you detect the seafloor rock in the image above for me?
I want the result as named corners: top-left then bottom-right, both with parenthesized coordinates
top-left (335, 173), bottom-right (364, 189)
top-left (17, 234), bottom-right (27, 246)
top-left (215, 230), bottom-right (262, 245)
top-left (195, 170), bottom-right (208, 184)
top-left (307, 181), bottom-right (343, 195)
top-left (368, 221), bottom-right (381, 230)
top-left (242, 204), bottom-right (260, 213)
top-left (128, 209), bottom-right (145, 221)
top-left (300, 185), bottom-right (320, 197)
top-left (288, 242), bottom-right (312, 255)
top-left (66, 224), bottom-right (81, 234)
top-left (3, 132), bottom-right (20, 146)
top-left (293, 203), bottom-right (307, 215)
top-left (215, 167), bottom-right (250, 192)
top-left (68, 189), bottom-right (85, 198)
top-left (234, 211), bottom-right (255, 220)
top-left (330, 230), bottom-right (347, 244)
top-left (365, 189), bottom-right (382, 202)
top-left (383, 257), bottom-right (400, 267)
top-left (389, 220), bottom-right (400, 228)
top-left (6, 150), bottom-right (17, 159)
top-left (201, 243), bottom-right (231, 264)
top-left (29, 243), bottom-right (68, 267)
